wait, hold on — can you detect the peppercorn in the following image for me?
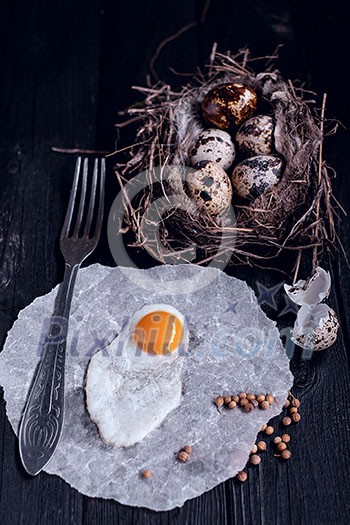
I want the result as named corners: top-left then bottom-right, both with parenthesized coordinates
top-left (240, 398), bottom-right (249, 407)
top-left (260, 400), bottom-right (270, 410)
top-left (257, 441), bottom-right (267, 452)
top-left (239, 392), bottom-right (247, 399)
top-left (236, 471), bottom-right (248, 482)
top-left (291, 412), bottom-right (301, 423)
top-left (266, 394), bottom-right (275, 404)
top-left (289, 406), bottom-right (298, 414)
top-left (250, 454), bottom-right (261, 465)
top-left (257, 394), bottom-right (265, 403)
top-left (141, 469), bottom-right (151, 479)
top-left (283, 399), bottom-right (290, 409)
top-left (215, 396), bottom-right (224, 408)
top-left (228, 400), bottom-right (237, 409)
top-left (273, 436), bottom-right (282, 444)
top-left (291, 398), bottom-right (300, 408)
top-left (281, 449), bottom-right (292, 460)
top-left (261, 424), bottom-right (267, 431)
top-left (224, 395), bottom-right (232, 405)
top-left (177, 451), bottom-right (189, 462)
top-left (277, 442), bottom-right (287, 452)
top-left (182, 445), bottom-right (193, 455)
top-left (233, 395), bottom-right (239, 403)
top-left (250, 444), bottom-right (258, 454)
top-left (281, 434), bottom-right (290, 443)
top-left (244, 403), bottom-right (254, 412)
top-left (265, 426), bottom-right (274, 435)
top-left (282, 416), bottom-right (292, 426)
top-left (247, 393), bottom-right (256, 401)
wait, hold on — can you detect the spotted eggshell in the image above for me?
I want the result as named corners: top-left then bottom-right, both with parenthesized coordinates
top-left (186, 161), bottom-right (233, 217)
top-left (292, 308), bottom-right (339, 351)
top-left (189, 129), bottom-right (235, 170)
top-left (236, 115), bottom-right (274, 156)
top-left (201, 83), bottom-right (257, 130)
top-left (231, 155), bottom-right (282, 200)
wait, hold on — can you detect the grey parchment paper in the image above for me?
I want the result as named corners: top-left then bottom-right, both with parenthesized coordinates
top-left (0, 264), bottom-right (293, 511)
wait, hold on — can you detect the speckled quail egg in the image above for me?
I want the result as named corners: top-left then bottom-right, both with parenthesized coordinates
top-left (201, 83), bottom-right (257, 130)
top-left (291, 304), bottom-right (339, 351)
top-left (236, 115), bottom-right (275, 156)
top-left (186, 161), bottom-right (233, 217)
top-left (231, 155), bottom-right (283, 200)
top-left (189, 129), bottom-right (235, 170)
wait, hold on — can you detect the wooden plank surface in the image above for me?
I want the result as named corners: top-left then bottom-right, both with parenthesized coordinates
top-left (1, 1), bottom-right (350, 524)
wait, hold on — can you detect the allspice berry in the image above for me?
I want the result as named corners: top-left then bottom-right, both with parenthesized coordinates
top-left (182, 445), bottom-right (193, 455)
top-left (257, 441), bottom-right (267, 452)
top-left (239, 392), bottom-right (247, 399)
top-left (283, 399), bottom-right (290, 409)
top-left (277, 442), bottom-right (287, 452)
top-left (282, 416), bottom-right (292, 426)
top-left (273, 436), bottom-right (282, 444)
top-left (247, 393), bottom-right (256, 401)
top-left (292, 412), bottom-right (301, 423)
top-left (240, 398), bottom-right (249, 407)
top-left (260, 400), bottom-right (270, 410)
top-left (281, 449), bottom-right (292, 460)
top-left (252, 399), bottom-right (259, 408)
top-left (215, 396), bottom-right (224, 408)
top-left (236, 471), bottom-right (248, 482)
top-left (244, 403), bottom-right (254, 412)
top-left (291, 398), bottom-right (300, 408)
top-left (281, 434), bottom-right (291, 443)
top-left (250, 444), bottom-right (258, 454)
top-left (177, 451), bottom-right (189, 463)
top-left (266, 394), bottom-right (275, 404)
top-left (228, 400), bottom-right (237, 409)
top-left (224, 395), bottom-right (232, 405)
top-left (141, 469), bottom-right (151, 479)
top-left (265, 426), bottom-right (274, 435)
top-left (257, 394), bottom-right (265, 403)
top-left (233, 395), bottom-right (240, 403)
top-left (289, 407), bottom-right (298, 414)
top-left (250, 454), bottom-right (261, 465)
top-left (261, 424), bottom-right (267, 431)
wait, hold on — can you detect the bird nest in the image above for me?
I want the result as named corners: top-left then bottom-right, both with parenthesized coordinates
top-left (114, 48), bottom-right (340, 275)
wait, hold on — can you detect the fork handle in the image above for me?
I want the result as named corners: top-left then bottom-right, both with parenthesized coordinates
top-left (19, 263), bottom-right (79, 476)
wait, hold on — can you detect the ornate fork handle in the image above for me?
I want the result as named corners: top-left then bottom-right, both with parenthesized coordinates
top-left (19, 263), bottom-right (79, 475)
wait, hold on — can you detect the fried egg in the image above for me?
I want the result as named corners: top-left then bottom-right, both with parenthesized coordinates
top-left (85, 304), bottom-right (188, 447)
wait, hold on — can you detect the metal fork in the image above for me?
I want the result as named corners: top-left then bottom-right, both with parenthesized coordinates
top-left (19, 157), bottom-right (105, 476)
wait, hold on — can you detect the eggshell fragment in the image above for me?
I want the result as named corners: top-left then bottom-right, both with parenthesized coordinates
top-left (291, 304), bottom-right (339, 351)
top-left (284, 266), bottom-right (331, 306)
top-left (189, 129), bottom-right (235, 170)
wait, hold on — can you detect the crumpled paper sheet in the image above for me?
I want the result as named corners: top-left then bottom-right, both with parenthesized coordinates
top-left (0, 264), bottom-right (293, 511)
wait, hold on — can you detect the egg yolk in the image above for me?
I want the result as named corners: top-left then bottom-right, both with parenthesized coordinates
top-left (133, 311), bottom-right (184, 355)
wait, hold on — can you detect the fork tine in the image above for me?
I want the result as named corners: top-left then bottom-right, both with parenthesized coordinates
top-left (83, 158), bottom-right (99, 237)
top-left (72, 157), bottom-right (88, 237)
top-left (60, 157), bottom-right (81, 239)
top-left (93, 158), bottom-right (105, 239)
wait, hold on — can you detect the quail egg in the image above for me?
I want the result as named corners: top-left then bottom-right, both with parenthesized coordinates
top-left (291, 304), bottom-right (339, 351)
top-left (236, 115), bottom-right (274, 156)
top-left (201, 83), bottom-right (257, 130)
top-left (189, 129), bottom-right (235, 170)
top-left (186, 161), bottom-right (233, 217)
top-left (231, 155), bottom-right (283, 200)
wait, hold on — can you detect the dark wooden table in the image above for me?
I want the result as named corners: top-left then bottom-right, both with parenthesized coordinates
top-left (1, 1), bottom-right (350, 523)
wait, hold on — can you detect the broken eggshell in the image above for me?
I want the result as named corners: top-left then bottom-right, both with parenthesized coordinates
top-left (291, 304), bottom-right (339, 351)
top-left (284, 266), bottom-right (331, 306)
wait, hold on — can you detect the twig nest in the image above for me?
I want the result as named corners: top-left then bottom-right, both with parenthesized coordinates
top-left (201, 83), bottom-right (257, 129)
top-left (284, 266), bottom-right (331, 306)
top-left (186, 161), bottom-right (233, 217)
top-left (189, 129), bottom-right (236, 170)
top-left (231, 155), bottom-right (283, 200)
top-left (236, 115), bottom-right (275, 156)
top-left (291, 304), bottom-right (339, 351)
